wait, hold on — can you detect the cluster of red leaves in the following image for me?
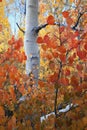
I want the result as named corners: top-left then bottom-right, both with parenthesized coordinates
top-left (0, 36), bottom-right (31, 129)
top-left (37, 15), bottom-right (87, 130)
top-left (1, 36), bottom-right (27, 63)
top-left (37, 25), bottom-right (87, 85)
top-left (0, 35), bottom-right (55, 129)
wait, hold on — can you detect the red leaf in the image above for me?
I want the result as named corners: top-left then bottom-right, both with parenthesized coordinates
top-left (74, 31), bottom-right (79, 37)
top-left (47, 15), bottom-right (55, 25)
top-left (48, 72), bottom-right (58, 83)
top-left (62, 11), bottom-right (69, 18)
top-left (59, 78), bottom-right (69, 86)
top-left (52, 51), bottom-right (59, 58)
top-left (37, 36), bottom-right (43, 43)
top-left (71, 76), bottom-right (79, 87)
top-left (13, 38), bottom-right (23, 50)
top-left (57, 45), bottom-right (66, 53)
top-left (0, 0), bottom-right (2, 2)
top-left (69, 39), bottom-right (78, 49)
top-left (48, 40), bottom-right (58, 49)
top-left (43, 34), bottom-right (50, 43)
top-left (76, 64), bottom-right (83, 71)
top-left (59, 54), bottom-right (66, 63)
top-left (8, 36), bottom-right (15, 45)
top-left (46, 53), bottom-right (53, 60)
top-left (64, 69), bottom-right (70, 76)
top-left (59, 26), bottom-right (65, 33)
top-left (77, 50), bottom-right (86, 59)
top-left (68, 56), bottom-right (74, 65)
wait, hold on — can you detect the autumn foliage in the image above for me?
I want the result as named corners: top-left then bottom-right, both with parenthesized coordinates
top-left (36, 8), bottom-right (87, 130)
top-left (0, 0), bottom-right (87, 130)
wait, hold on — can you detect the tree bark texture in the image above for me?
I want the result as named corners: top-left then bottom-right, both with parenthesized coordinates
top-left (24, 0), bottom-right (39, 81)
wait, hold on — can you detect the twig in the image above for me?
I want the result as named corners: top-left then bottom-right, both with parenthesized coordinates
top-left (32, 22), bottom-right (65, 33)
top-left (32, 23), bottom-right (48, 33)
top-left (16, 23), bottom-right (25, 34)
top-left (72, 11), bottom-right (87, 30)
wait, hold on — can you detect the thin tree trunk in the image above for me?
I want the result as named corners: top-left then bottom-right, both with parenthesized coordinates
top-left (24, 0), bottom-right (39, 83)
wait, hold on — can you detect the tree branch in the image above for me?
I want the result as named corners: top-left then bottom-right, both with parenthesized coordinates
top-left (32, 23), bottom-right (48, 33)
top-left (32, 22), bottom-right (65, 33)
top-left (72, 11), bottom-right (86, 30)
top-left (40, 103), bottom-right (78, 122)
top-left (16, 23), bottom-right (25, 34)
top-left (16, 11), bottom-right (86, 34)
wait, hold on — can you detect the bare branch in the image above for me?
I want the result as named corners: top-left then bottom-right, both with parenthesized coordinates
top-left (16, 23), bottom-right (25, 34)
top-left (32, 22), bottom-right (66, 33)
top-left (32, 23), bottom-right (48, 33)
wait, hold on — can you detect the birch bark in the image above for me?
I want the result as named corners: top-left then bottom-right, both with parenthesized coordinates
top-left (24, 0), bottom-right (39, 81)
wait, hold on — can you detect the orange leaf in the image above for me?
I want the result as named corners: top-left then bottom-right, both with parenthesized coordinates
top-left (66, 17), bottom-right (73, 26)
top-left (8, 36), bottom-right (15, 45)
top-left (57, 45), bottom-right (66, 53)
top-left (59, 54), bottom-right (66, 63)
top-left (8, 116), bottom-right (16, 130)
top-left (48, 40), bottom-right (58, 49)
top-left (77, 50), bottom-right (86, 59)
top-left (74, 31), bottom-right (79, 37)
top-left (52, 51), bottom-right (59, 58)
top-left (68, 56), bottom-right (74, 65)
top-left (47, 15), bottom-right (55, 25)
top-left (76, 64), bottom-right (83, 71)
top-left (59, 26), bottom-right (64, 33)
top-left (0, 0), bottom-right (2, 2)
top-left (38, 80), bottom-right (45, 87)
top-left (71, 76), bottom-right (79, 87)
top-left (48, 72), bottom-right (58, 83)
top-left (69, 39), bottom-right (78, 49)
top-left (0, 106), bottom-right (5, 116)
top-left (58, 78), bottom-right (69, 86)
top-left (43, 34), bottom-right (50, 44)
top-left (62, 11), bottom-right (69, 18)
top-left (46, 53), bottom-right (53, 60)
top-left (41, 44), bottom-right (47, 51)
top-left (64, 68), bottom-right (70, 76)
top-left (37, 36), bottom-right (43, 43)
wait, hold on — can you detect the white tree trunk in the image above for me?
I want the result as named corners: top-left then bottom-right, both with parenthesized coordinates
top-left (24, 0), bottom-right (39, 81)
